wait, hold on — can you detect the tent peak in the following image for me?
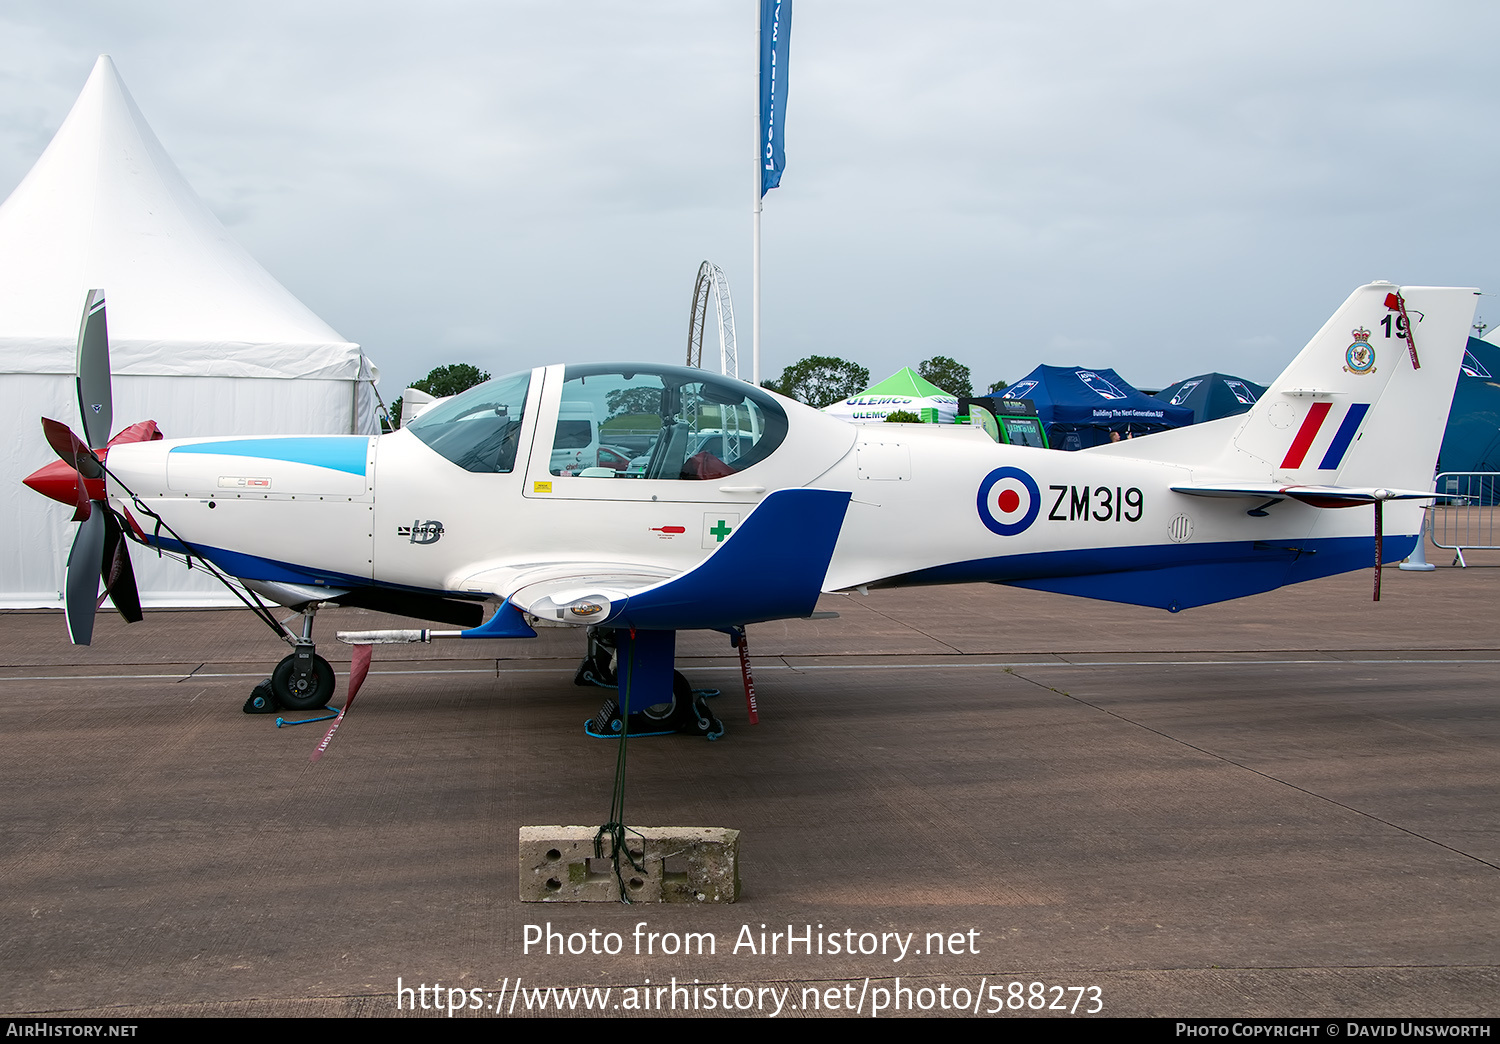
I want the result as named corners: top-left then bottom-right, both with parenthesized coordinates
top-left (80, 55), bottom-right (126, 102)
top-left (863, 367), bottom-right (957, 399)
top-left (0, 56), bottom-right (362, 377)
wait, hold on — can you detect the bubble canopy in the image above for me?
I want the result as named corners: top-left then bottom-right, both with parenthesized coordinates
top-left (405, 364), bottom-right (789, 479)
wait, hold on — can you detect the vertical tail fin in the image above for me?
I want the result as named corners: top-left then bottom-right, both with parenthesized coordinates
top-left (1229, 282), bottom-right (1476, 491)
top-left (1094, 282), bottom-right (1476, 492)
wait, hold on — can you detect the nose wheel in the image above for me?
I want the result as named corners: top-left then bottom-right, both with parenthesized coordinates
top-left (271, 650), bottom-right (336, 710)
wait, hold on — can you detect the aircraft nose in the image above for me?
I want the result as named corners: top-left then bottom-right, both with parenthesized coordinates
top-left (23, 458), bottom-right (105, 505)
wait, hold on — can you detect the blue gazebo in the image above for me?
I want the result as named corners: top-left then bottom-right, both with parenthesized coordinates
top-left (1001, 365), bottom-right (1194, 450)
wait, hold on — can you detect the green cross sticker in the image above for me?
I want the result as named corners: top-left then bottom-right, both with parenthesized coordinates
top-left (702, 512), bottom-right (739, 548)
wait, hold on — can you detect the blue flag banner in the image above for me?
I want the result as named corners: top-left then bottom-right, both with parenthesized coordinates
top-left (759, 0), bottom-right (792, 197)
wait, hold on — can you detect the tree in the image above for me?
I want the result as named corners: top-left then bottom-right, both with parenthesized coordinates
top-left (412, 363), bottom-right (492, 398)
top-left (392, 363), bottom-right (492, 427)
top-left (986, 378), bottom-right (1008, 395)
top-left (605, 386), bottom-right (664, 419)
top-left (917, 355), bottom-right (972, 399)
top-left (762, 355), bottom-right (870, 409)
top-left (884, 409), bottom-right (921, 423)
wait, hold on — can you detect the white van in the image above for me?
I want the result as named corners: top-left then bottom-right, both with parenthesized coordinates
top-left (550, 401), bottom-right (599, 475)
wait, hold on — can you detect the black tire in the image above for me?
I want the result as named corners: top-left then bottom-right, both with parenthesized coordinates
top-left (638, 671), bottom-right (693, 724)
top-left (271, 653), bottom-right (336, 711)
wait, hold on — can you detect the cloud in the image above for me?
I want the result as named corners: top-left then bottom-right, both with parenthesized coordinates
top-left (2, 0), bottom-right (1498, 393)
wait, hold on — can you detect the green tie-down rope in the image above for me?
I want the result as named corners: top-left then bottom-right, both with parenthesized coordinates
top-left (595, 629), bottom-right (646, 903)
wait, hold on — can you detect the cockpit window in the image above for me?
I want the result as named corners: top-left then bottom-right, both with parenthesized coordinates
top-left (406, 370), bottom-right (530, 473)
top-left (550, 364), bottom-right (788, 479)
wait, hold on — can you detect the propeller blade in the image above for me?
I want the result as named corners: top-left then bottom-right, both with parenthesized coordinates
top-left (64, 506), bottom-right (106, 645)
top-left (77, 289), bottom-right (112, 449)
top-left (101, 510), bottom-right (143, 624)
top-left (40, 417), bottom-right (102, 480)
top-left (106, 419), bottom-right (162, 446)
top-left (42, 416), bottom-right (87, 465)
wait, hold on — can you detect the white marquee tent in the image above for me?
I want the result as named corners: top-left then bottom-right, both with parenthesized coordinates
top-left (0, 56), bottom-right (381, 607)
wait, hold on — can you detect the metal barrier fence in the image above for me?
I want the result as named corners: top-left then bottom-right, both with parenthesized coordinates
top-left (1429, 472), bottom-right (1500, 567)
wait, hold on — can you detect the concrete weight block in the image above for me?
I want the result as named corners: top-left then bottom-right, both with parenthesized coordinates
top-left (519, 826), bottom-right (740, 903)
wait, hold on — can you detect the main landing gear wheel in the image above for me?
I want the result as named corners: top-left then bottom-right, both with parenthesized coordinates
top-left (638, 670), bottom-right (694, 725)
top-left (271, 653), bottom-right (336, 711)
top-left (585, 671), bottom-right (724, 740)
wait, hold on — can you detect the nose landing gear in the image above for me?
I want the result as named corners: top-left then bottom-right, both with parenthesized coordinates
top-left (256, 605), bottom-right (337, 712)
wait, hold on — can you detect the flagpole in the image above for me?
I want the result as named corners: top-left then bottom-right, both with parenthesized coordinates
top-left (752, 8), bottom-right (762, 388)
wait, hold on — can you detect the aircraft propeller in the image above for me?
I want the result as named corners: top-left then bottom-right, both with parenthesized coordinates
top-left (22, 290), bottom-right (157, 644)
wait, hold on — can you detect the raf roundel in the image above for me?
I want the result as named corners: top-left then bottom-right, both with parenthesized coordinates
top-left (976, 466), bottom-right (1041, 536)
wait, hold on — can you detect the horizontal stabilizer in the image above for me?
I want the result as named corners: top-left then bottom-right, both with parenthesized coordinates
top-left (1172, 483), bottom-right (1441, 507)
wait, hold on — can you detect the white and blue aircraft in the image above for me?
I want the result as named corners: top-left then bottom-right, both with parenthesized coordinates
top-left (25, 282), bottom-right (1476, 723)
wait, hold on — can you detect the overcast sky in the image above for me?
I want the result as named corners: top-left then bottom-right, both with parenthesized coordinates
top-left (1, 1), bottom-right (1498, 396)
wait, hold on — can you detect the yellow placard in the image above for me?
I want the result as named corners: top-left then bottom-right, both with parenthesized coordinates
top-left (533, 481), bottom-right (553, 493)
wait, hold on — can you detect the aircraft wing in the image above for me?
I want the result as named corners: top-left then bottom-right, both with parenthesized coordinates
top-left (457, 487), bottom-right (854, 632)
top-left (1171, 483), bottom-right (1441, 508)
